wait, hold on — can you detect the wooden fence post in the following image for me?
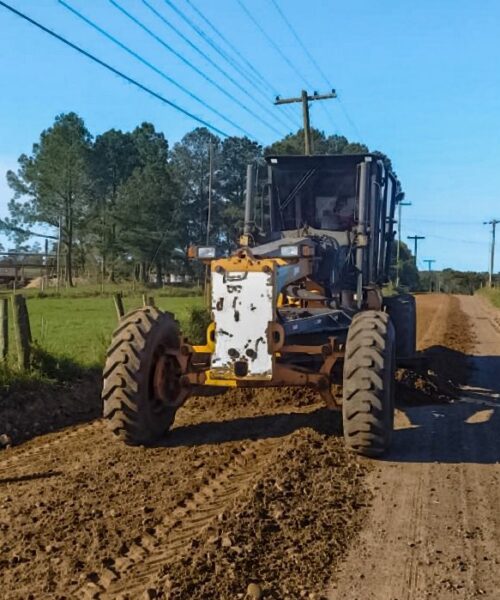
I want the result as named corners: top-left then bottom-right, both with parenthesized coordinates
top-left (113, 292), bottom-right (125, 320)
top-left (0, 298), bottom-right (8, 361)
top-left (142, 294), bottom-right (156, 307)
top-left (11, 295), bottom-right (31, 370)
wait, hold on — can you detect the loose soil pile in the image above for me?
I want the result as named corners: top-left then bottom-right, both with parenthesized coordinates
top-left (396, 294), bottom-right (476, 405)
top-left (155, 429), bottom-right (367, 600)
top-left (0, 375), bottom-right (100, 446)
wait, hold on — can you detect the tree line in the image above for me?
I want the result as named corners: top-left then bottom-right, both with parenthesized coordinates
top-left (4, 111), bottom-right (409, 287)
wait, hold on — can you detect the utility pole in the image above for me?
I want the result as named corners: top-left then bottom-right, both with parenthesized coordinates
top-left (56, 215), bottom-right (62, 293)
top-left (424, 259), bottom-right (436, 292)
top-left (206, 138), bottom-right (214, 245)
top-left (275, 89), bottom-right (337, 155)
top-left (396, 201), bottom-right (412, 287)
top-left (204, 139), bottom-right (214, 304)
top-left (407, 235), bottom-right (425, 268)
top-left (483, 219), bottom-right (499, 288)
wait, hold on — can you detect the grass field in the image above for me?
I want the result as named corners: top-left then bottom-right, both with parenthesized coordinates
top-left (477, 287), bottom-right (500, 308)
top-left (1, 291), bottom-right (203, 372)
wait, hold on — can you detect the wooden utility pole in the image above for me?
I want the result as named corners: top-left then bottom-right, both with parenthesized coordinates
top-left (56, 215), bottom-right (62, 293)
top-left (396, 201), bottom-right (412, 287)
top-left (206, 138), bottom-right (214, 245)
top-left (0, 298), bottom-right (8, 361)
top-left (407, 235), bottom-right (425, 268)
top-left (424, 259), bottom-right (436, 292)
top-left (484, 219), bottom-right (499, 287)
top-left (274, 89), bottom-right (337, 155)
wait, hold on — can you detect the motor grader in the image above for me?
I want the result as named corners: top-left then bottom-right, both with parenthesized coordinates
top-left (102, 153), bottom-right (416, 456)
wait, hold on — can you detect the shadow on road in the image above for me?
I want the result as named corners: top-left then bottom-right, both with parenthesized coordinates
top-left (160, 407), bottom-right (341, 448)
top-left (389, 401), bottom-right (500, 464)
top-left (0, 470), bottom-right (63, 485)
top-left (390, 351), bottom-right (500, 464)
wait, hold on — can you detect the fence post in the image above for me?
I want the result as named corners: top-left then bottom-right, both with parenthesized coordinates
top-left (113, 292), bottom-right (125, 320)
top-left (142, 294), bottom-right (156, 307)
top-left (0, 298), bottom-right (8, 361)
top-left (11, 295), bottom-right (31, 370)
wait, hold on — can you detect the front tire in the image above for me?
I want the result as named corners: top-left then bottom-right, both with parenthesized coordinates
top-left (342, 311), bottom-right (395, 457)
top-left (102, 307), bottom-right (182, 445)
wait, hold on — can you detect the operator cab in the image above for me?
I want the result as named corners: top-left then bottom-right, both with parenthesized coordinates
top-left (267, 155), bottom-right (358, 233)
top-left (244, 154), bottom-right (400, 312)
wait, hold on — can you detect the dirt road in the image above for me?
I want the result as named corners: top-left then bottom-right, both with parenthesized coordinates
top-left (329, 294), bottom-right (500, 600)
top-left (0, 294), bottom-right (498, 599)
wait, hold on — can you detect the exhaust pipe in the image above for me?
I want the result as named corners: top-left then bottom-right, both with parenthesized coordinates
top-left (244, 163), bottom-right (255, 235)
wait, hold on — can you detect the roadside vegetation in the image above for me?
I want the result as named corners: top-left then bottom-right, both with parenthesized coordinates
top-left (0, 286), bottom-right (203, 385)
top-left (477, 286), bottom-right (500, 308)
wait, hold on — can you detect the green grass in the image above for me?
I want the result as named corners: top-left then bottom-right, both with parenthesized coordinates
top-left (3, 293), bottom-right (203, 372)
top-left (477, 287), bottom-right (500, 308)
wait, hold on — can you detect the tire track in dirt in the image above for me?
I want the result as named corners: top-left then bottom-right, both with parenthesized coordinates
top-left (77, 437), bottom-right (283, 599)
top-left (329, 294), bottom-right (500, 600)
top-left (0, 421), bottom-right (102, 476)
top-left (402, 472), bottom-right (425, 600)
top-left (417, 293), bottom-right (449, 350)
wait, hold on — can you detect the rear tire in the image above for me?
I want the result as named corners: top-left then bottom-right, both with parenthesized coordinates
top-left (102, 307), bottom-right (181, 445)
top-left (384, 294), bottom-right (416, 360)
top-left (342, 310), bottom-right (395, 457)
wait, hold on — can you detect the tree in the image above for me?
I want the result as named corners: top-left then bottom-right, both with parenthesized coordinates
top-left (115, 124), bottom-right (180, 284)
top-left (390, 241), bottom-right (420, 290)
top-left (88, 128), bottom-right (140, 280)
top-left (217, 136), bottom-right (262, 250)
top-left (171, 128), bottom-right (221, 249)
top-left (265, 128), bottom-right (368, 156)
top-left (6, 112), bottom-right (92, 285)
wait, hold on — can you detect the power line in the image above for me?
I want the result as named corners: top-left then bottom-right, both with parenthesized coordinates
top-left (59, 0), bottom-right (252, 138)
top-left (406, 217), bottom-right (485, 226)
top-left (337, 96), bottom-right (363, 141)
top-left (162, 0), bottom-right (298, 129)
top-left (268, 0), bottom-right (336, 132)
top-left (164, 0), bottom-right (255, 87)
top-left (236, 0), bottom-right (313, 89)
top-left (0, 0), bottom-right (230, 137)
top-left (184, 0), bottom-right (280, 97)
top-left (136, 0), bottom-right (291, 135)
top-left (267, 0), bottom-right (362, 139)
top-left (108, 0), bottom-right (282, 137)
top-left (146, 1), bottom-right (297, 132)
top-left (422, 233), bottom-right (488, 246)
top-left (267, 0), bottom-right (364, 141)
top-left (270, 0), bottom-right (330, 87)
top-left (236, 0), bottom-right (340, 136)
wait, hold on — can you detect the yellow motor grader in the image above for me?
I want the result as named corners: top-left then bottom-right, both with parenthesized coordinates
top-left (102, 154), bottom-right (415, 456)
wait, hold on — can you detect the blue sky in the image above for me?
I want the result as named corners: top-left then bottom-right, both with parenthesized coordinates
top-left (1, 0), bottom-right (499, 271)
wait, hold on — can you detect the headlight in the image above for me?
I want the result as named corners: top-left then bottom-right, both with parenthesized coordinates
top-left (280, 245), bottom-right (300, 257)
top-left (197, 246), bottom-right (216, 259)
